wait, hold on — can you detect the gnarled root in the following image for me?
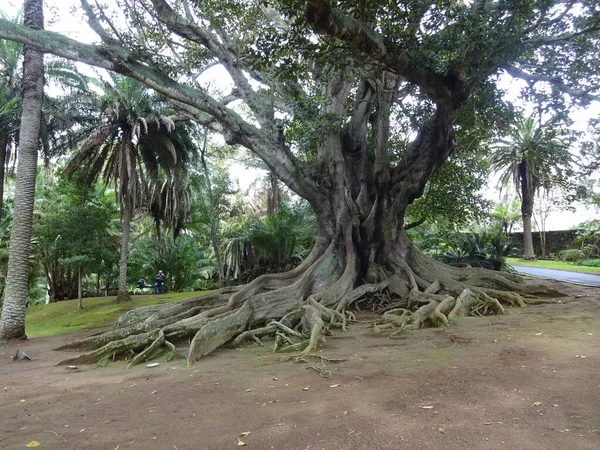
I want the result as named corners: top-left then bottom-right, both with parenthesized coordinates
top-left (54, 237), bottom-right (567, 366)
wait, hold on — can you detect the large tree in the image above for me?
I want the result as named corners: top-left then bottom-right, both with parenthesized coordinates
top-left (0, 0), bottom-right (44, 340)
top-left (0, 0), bottom-right (597, 361)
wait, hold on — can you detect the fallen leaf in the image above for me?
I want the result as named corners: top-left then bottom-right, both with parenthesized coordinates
top-left (238, 438), bottom-right (246, 446)
top-left (418, 406), bottom-right (434, 409)
top-left (26, 442), bottom-right (40, 448)
top-left (239, 432), bottom-right (251, 437)
top-left (530, 402), bottom-right (542, 407)
top-left (329, 384), bottom-right (340, 388)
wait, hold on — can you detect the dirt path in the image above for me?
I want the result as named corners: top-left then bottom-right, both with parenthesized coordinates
top-left (1, 281), bottom-right (599, 450)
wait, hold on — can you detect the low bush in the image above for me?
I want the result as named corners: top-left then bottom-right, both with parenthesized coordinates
top-left (558, 248), bottom-right (585, 262)
top-left (578, 259), bottom-right (600, 267)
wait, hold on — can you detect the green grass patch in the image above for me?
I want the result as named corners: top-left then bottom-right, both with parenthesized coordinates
top-left (26, 291), bottom-right (213, 338)
top-left (506, 257), bottom-right (600, 275)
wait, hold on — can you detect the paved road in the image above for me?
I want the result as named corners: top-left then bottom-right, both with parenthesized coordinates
top-left (512, 266), bottom-right (600, 287)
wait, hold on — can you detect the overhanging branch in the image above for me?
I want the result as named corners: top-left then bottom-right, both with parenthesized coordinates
top-left (0, 17), bottom-right (315, 200)
top-left (505, 66), bottom-right (600, 103)
top-left (304, 0), bottom-right (453, 101)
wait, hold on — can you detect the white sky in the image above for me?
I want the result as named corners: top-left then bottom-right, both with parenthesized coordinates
top-left (3, 0), bottom-right (598, 229)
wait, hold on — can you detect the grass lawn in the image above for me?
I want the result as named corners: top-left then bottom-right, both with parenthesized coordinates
top-left (26, 290), bottom-right (213, 338)
top-left (506, 257), bottom-right (600, 276)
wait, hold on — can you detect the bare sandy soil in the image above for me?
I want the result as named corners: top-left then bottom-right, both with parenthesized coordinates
top-left (1, 280), bottom-right (599, 450)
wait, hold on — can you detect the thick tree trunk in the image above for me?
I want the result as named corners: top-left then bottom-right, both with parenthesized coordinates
top-left (55, 199), bottom-right (563, 367)
top-left (116, 205), bottom-right (132, 302)
top-left (200, 131), bottom-right (225, 287)
top-left (519, 160), bottom-right (536, 260)
top-left (51, 73), bottom-right (564, 367)
top-left (0, 0), bottom-right (44, 340)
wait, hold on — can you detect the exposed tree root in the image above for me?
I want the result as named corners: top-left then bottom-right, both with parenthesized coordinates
top-left (53, 239), bottom-right (568, 367)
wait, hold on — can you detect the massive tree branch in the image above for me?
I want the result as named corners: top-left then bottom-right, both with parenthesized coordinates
top-left (305, 0), bottom-right (457, 101)
top-left (0, 18), bottom-right (317, 200)
top-left (149, 0), bottom-right (272, 127)
top-left (505, 66), bottom-right (600, 103)
top-left (389, 101), bottom-right (458, 220)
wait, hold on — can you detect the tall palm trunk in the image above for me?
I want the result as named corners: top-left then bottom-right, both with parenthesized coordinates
top-left (116, 204), bottom-right (132, 302)
top-left (519, 160), bottom-right (536, 260)
top-left (0, 0), bottom-right (44, 340)
top-left (200, 130), bottom-right (225, 286)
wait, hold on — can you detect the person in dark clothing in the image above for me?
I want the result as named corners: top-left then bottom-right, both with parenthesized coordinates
top-left (154, 270), bottom-right (166, 294)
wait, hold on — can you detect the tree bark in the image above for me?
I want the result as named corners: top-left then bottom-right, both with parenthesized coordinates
top-left (200, 129), bottom-right (225, 287)
top-left (519, 160), bottom-right (536, 260)
top-left (77, 265), bottom-right (83, 310)
top-left (116, 204), bottom-right (132, 302)
top-left (0, 0), bottom-right (44, 340)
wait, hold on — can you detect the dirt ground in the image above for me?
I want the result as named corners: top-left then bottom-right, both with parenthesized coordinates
top-left (1, 280), bottom-right (599, 450)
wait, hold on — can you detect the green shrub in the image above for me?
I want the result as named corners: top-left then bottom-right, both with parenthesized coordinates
top-left (578, 259), bottom-right (600, 267)
top-left (558, 248), bottom-right (585, 262)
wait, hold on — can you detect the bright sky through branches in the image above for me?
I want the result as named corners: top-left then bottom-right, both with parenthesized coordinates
top-left (2, 0), bottom-right (598, 229)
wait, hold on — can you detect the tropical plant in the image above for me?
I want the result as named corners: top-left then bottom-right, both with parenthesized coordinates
top-left (578, 259), bottom-right (600, 268)
top-left (557, 248), bottom-right (585, 263)
top-left (34, 175), bottom-right (119, 308)
top-left (574, 219), bottom-right (600, 258)
top-left (490, 115), bottom-right (579, 260)
top-left (0, 11), bottom-right (23, 215)
top-left (128, 233), bottom-right (216, 292)
top-left (435, 228), bottom-right (520, 271)
top-left (65, 74), bottom-right (191, 302)
top-left (0, 0), bottom-right (44, 340)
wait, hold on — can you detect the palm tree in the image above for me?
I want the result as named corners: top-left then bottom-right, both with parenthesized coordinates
top-left (147, 121), bottom-right (198, 240)
top-left (0, 0), bottom-right (44, 340)
top-left (0, 12), bottom-right (23, 216)
top-left (490, 116), bottom-right (577, 260)
top-left (0, 11), bottom-right (96, 213)
top-left (66, 74), bottom-right (190, 302)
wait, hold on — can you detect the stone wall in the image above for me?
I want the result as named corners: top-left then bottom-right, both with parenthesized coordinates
top-left (509, 230), bottom-right (579, 257)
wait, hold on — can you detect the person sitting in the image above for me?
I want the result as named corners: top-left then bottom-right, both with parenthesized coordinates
top-left (135, 279), bottom-right (150, 295)
top-left (154, 270), bottom-right (166, 294)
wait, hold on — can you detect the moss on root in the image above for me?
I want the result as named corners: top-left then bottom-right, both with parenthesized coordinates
top-left (53, 243), bottom-right (567, 367)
